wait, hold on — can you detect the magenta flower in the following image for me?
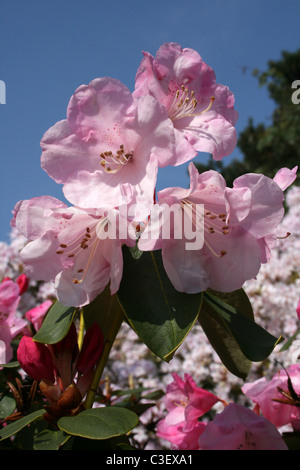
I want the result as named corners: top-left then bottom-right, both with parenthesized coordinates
top-left (197, 403), bottom-right (288, 450)
top-left (156, 373), bottom-right (219, 450)
top-left (0, 279), bottom-right (28, 364)
top-left (242, 364), bottom-right (300, 430)
top-left (134, 42), bottom-right (238, 165)
top-left (12, 195), bottom-right (132, 307)
top-left (17, 335), bottom-right (55, 383)
top-left (40, 77), bottom-right (175, 210)
top-left (297, 297), bottom-right (300, 321)
top-left (139, 163), bottom-right (297, 294)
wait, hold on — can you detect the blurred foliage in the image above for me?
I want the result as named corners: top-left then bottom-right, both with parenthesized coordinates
top-left (196, 49), bottom-right (300, 186)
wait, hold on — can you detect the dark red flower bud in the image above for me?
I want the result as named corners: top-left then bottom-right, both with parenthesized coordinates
top-left (17, 336), bottom-right (55, 383)
top-left (76, 322), bottom-right (104, 374)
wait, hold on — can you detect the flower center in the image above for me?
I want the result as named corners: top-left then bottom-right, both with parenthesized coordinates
top-left (181, 199), bottom-right (229, 257)
top-left (168, 85), bottom-right (215, 121)
top-left (100, 144), bottom-right (134, 174)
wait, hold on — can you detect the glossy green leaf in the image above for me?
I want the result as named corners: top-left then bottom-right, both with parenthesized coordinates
top-left (33, 300), bottom-right (77, 344)
top-left (0, 409), bottom-right (45, 441)
top-left (0, 361), bottom-right (19, 368)
top-left (117, 248), bottom-right (203, 362)
top-left (33, 429), bottom-right (71, 450)
top-left (198, 289), bottom-right (253, 378)
top-left (202, 290), bottom-right (282, 362)
top-left (83, 284), bottom-right (124, 339)
top-left (0, 394), bottom-right (16, 419)
top-left (57, 407), bottom-right (139, 440)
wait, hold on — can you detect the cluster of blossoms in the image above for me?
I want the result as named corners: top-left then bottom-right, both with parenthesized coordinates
top-left (10, 42), bottom-right (297, 308)
top-left (0, 271), bottom-right (53, 365)
top-left (1, 42), bottom-right (299, 450)
top-left (155, 367), bottom-right (300, 450)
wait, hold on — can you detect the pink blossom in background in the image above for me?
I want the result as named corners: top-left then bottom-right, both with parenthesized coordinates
top-left (25, 299), bottom-right (53, 333)
top-left (0, 279), bottom-right (28, 364)
top-left (12, 195), bottom-right (133, 307)
top-left (40, 77), bottom-right (175, 210)
top-left (296, 297), bottom-right (300, 321)
top-left (242, 364), bottom-right (300, 430)
top-left (139, 163), bottom-right (294, 294)
top-left (197, 403), bottom-right (288, 450)
top-left (156, 372), bottom-right (219, 450)
top-left (134, 42), bottom-right (238, 164)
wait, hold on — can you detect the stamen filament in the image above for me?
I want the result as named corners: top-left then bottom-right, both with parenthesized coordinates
top-left (168, 84), bottom-right (215, 121)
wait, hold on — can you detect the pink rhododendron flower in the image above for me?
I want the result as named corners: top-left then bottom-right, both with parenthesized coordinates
top-left (297, 297), bottom-right (300, 321)
top-left (226, 165), bottom-right (298, 263)
top-left (12, 195), bottom-right (133, 307)
top-left (139, 163), bottom-right (294, 294)
top-left (0, 279), bottom-right (28, 364)
top-left (242, 363), bottom-right (300, 430)
top-left (40, 77), bottom-right (175, 210)
top-left (197, 403), bottom-right (288, 450)
top-left (134, 42), bottom-right (238, 165)
top-left (156, 373), bottom-right (220, 450)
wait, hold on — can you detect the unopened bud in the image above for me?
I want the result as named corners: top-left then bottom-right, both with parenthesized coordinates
top-left (76, 322), bottom-right (104, 374)
top-left (16, 273), bottom-right (30, 295)
top-left (17, 336), bottom-right (55, 383)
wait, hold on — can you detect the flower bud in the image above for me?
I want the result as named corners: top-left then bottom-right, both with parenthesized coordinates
top-left (17, 336), bottom-right (55, 383)
top-left (16, 274), bottom-right (30, 295)
top-left (76, 322), bottom-right (104, 374)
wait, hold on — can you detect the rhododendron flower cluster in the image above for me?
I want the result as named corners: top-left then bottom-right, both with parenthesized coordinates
top-left (156, 372), bottom-right (220, 449)
top-left (10, 42), bottom-right (297, 307)
top-left (1, 42), bottom-right (299, 451)
top-left (156, 372), bottom-right (289, 450)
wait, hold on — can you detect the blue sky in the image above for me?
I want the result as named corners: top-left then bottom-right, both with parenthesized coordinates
top-left (1, 0), bottom-right (299, 242)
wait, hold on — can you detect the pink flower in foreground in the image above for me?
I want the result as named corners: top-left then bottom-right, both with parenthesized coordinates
top-left (134, 42), bottom-right (238, 165)
top-left (242, 364), bottom-right (300, 430)
top-left (197, 403), bottom-right (288, 450)
top-left (139, 163), bottom-right (295, 294)
top-left (156, 373), bottom-right (220, 450)
top-left (12, 195), bottom-right (132, 307)
top-left (40, 77), bottom-right (175, 210)
top-left (0, 279), bottom-right (28, 364)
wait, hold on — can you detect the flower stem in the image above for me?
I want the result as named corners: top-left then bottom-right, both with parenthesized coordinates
top-left (77, 309), bottom-right (85, 350)
top-left (84, 297), bottom-right (124, 409)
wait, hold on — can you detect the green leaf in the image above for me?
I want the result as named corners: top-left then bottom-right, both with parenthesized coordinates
top-left (33, 429), bottom-right (71, 450)
top-left (0, 361), bottom-right (19, 368)
top-left (198, 289), bottom-right (253, 378)
top-left (83, 284), bottom-right (123, 339)
top-left (0, 409), bottom-right (45, 441)
top-left (33, 300), bottom-right (77, 344)
top-left (0, 394), bottom-right (16, 419)
top-left (57, 407), bottom-right (139, 440)
top-left (117, 247), bottom-right (203, 361)
top-left (279, 327), bottom-right (300, 352)
top-left (202, 290), bottom-right (282, 362)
